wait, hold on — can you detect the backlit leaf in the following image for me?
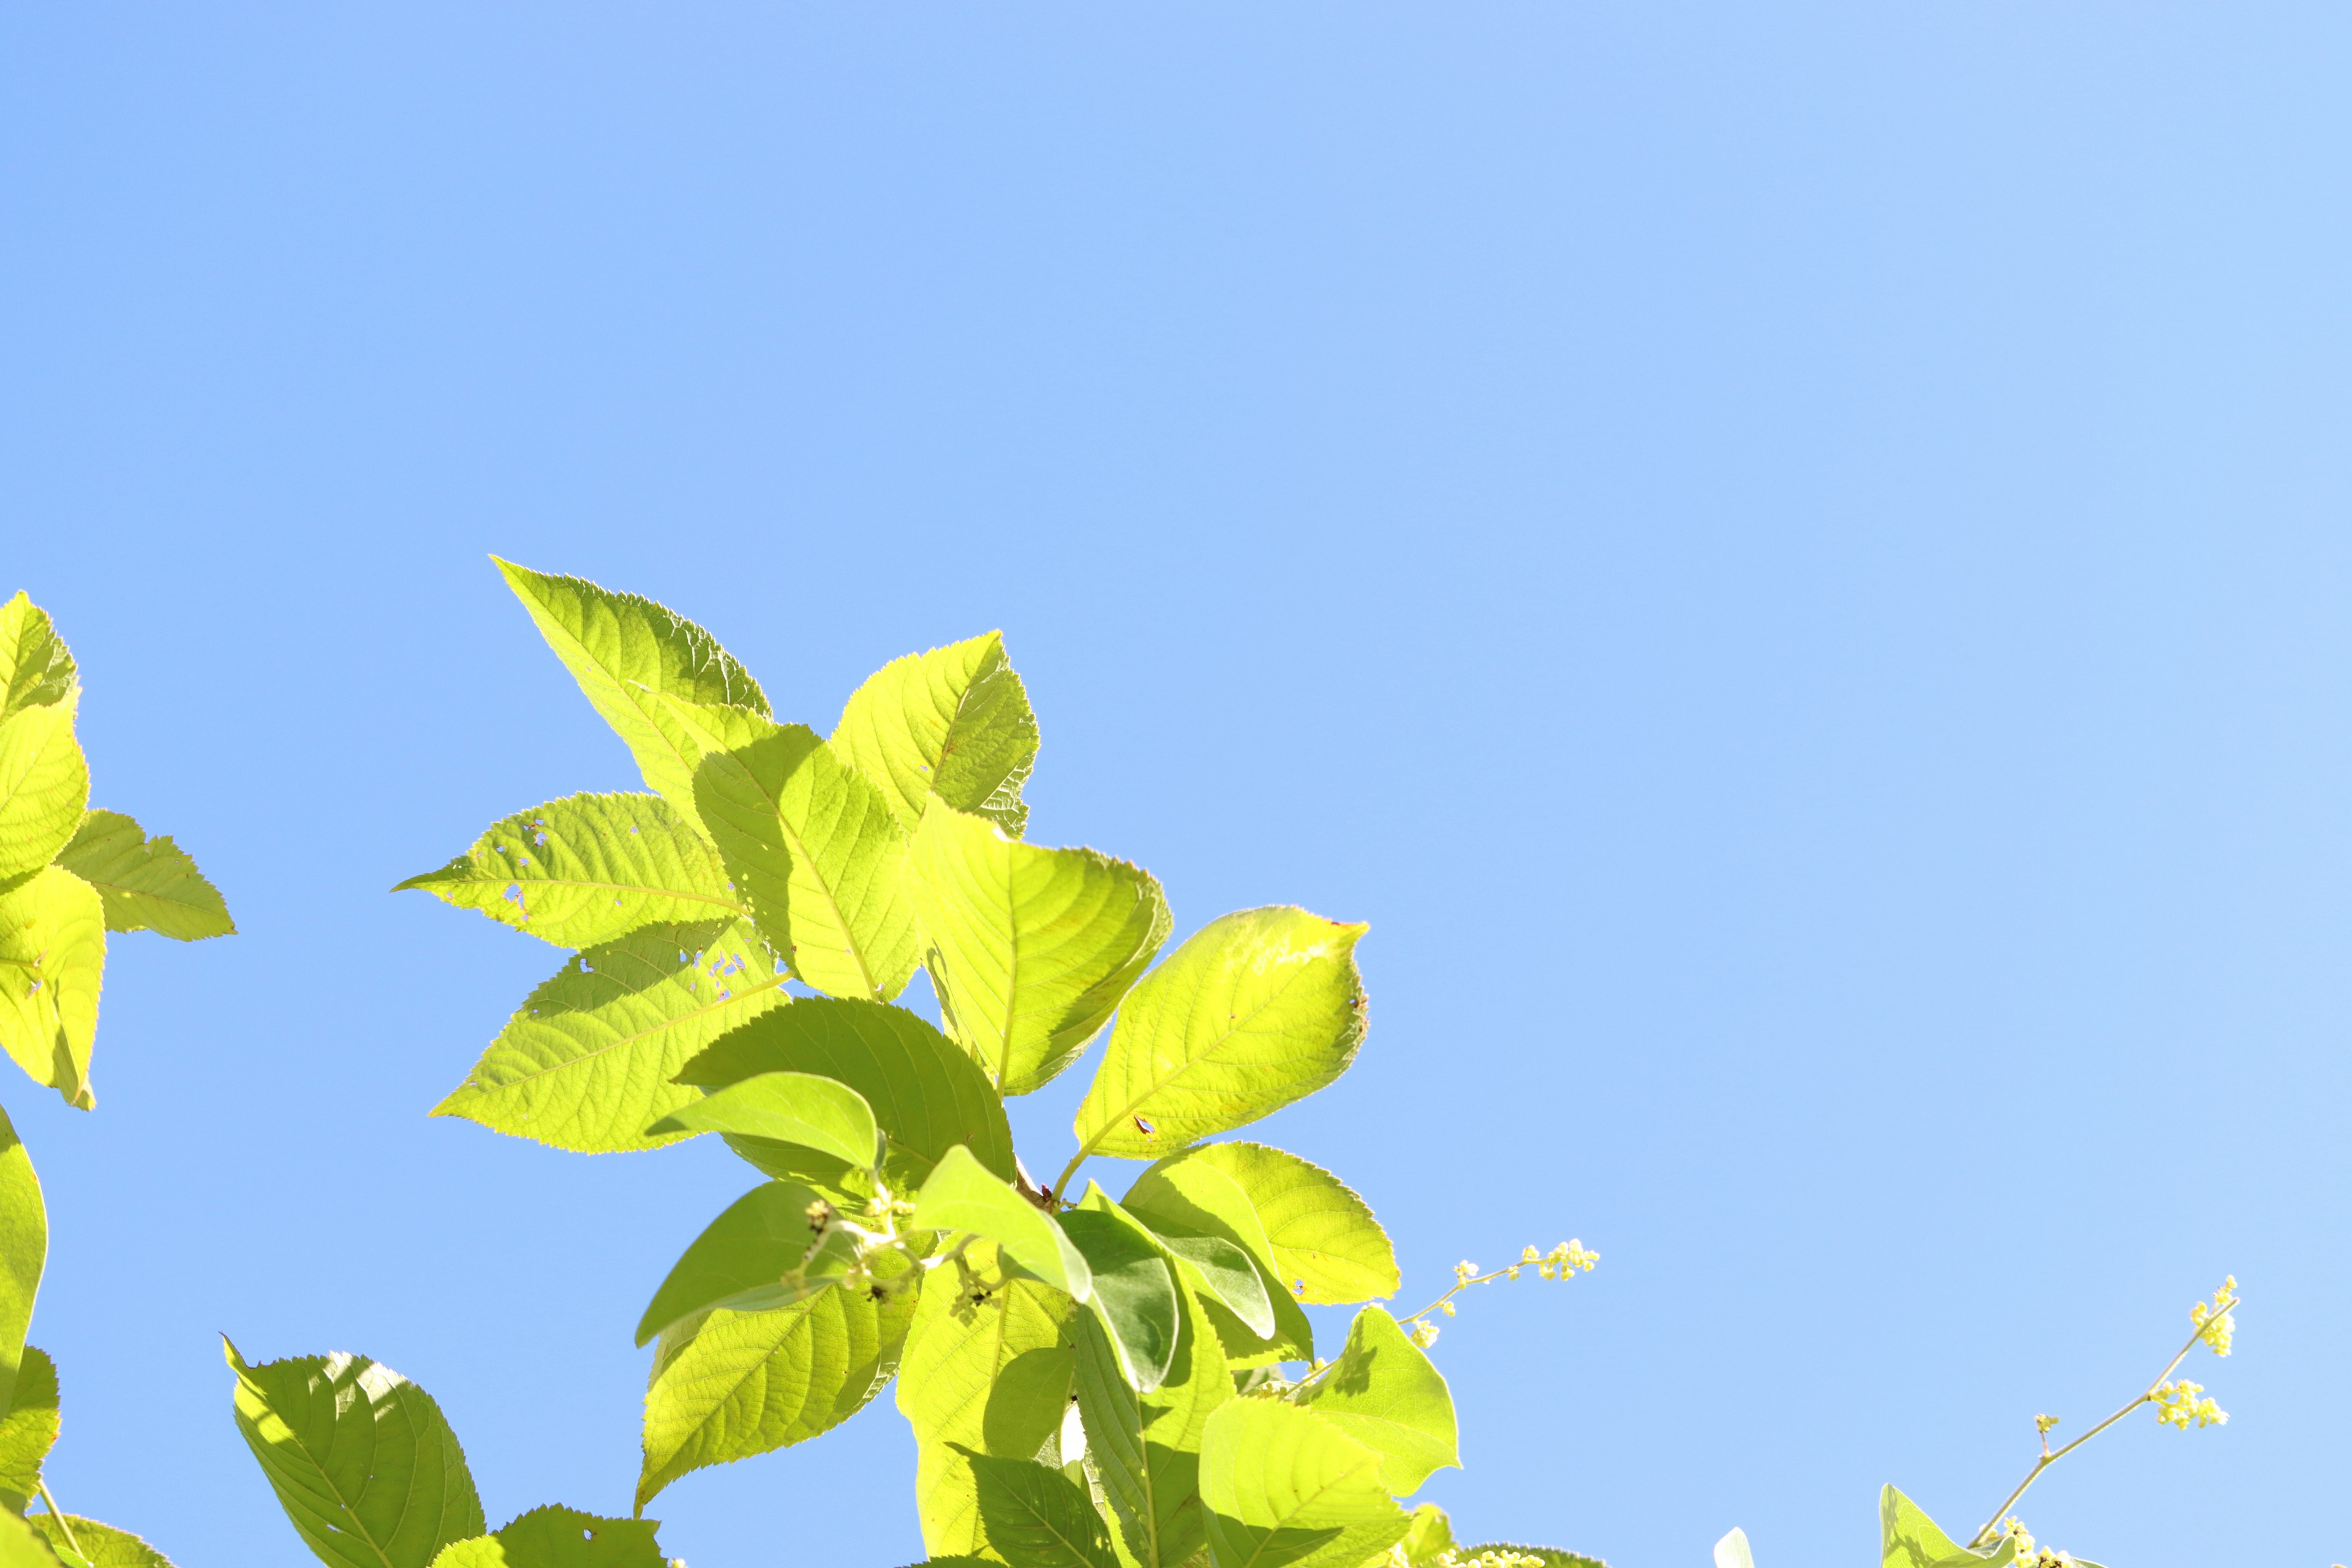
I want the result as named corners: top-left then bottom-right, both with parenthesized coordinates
top-left (431, 918), bottom-right (785, 1153)
top-left (677, 998), bottom-right (1015, 1185)
top-left (913, 1149), bottom-right (1090, 1300)
top-left (0, 1515), bottom-right (54, 1567)
top-left (395, 793), bottom-right (737, 950)
top-left (0, 598), bottom-right (74, 727)
top-left (1118, 1160), bottom-right (1313, 1368)
top-left (1293, 1308), bottom-right (1457, 1494)
top-left (667, 701), bottom-right (919, 1002)
top-left (968, 1455), bottom-right (1117, 1568)
top-left (1072, 1275), bottom-right (1229, 1568)
top-left (494, 560), bottom-right (769, 834)
top-left (55, 812), bottom-right (233, 941)
top-left (0, 1107), bottom-right (42, 1419)
top-left (897, 1273), bottom-right (1078, 1559)
top-left (908, 804), bottom-right (1169, 1097)
top-left (428, 1507), bottom-right (663, 1568)
top-left (1071, 909), bottom-right (1367, 1163)
top-left (28, 1518), bottom-right (174, 1568)
top-left (648, 1072), bottom-right (879, 1172)
top-left (834, 633), bottom-right (1039, 836)
top-left (1879, 1488), bottom-right (2018, 1568)
top-left (0, 1347), bottom-right (58, 1513)
top-left (635, 1180), bottom-right (847, 1346)
top-left (225, 1340), bottom-right (484, 1568)
top-left (1125, 1142), bottom-right (1396, 1306)
top-left (0, 697), bottom-right (87, 885)
top-left (1197, 1400), bottom-right (1408, 1568)
top-left (1059, 1198), bottom-right (1178, 1393)
top-left (0, 869), bottom-right (105, 1109)
top-left (1398, 1506), bottom-right (1452, 1566)
top-left (638, 1252), bottom-right (919, 1509)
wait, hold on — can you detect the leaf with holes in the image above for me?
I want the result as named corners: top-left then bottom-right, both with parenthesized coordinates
top-left (833, 632), bottom-right (1039, 836)
top-left (0, 869), bottom-right (104, 1109)
top-left (908, 804), bottom-right (1168, 1096)
top-left (226, 1340), bottom-right (484, 1568)
top-left (428, 1507), bottom-right (664, 1568)
top-left (432, 918), bottom-right (785, 1153)
top-left (496, 560), bottom-right (769, 835)
top-left (54, 811), bottom-right (233, 941)
top-left (395, 793), bottom-right (739, 950)
top-left (1071, 908), bottom-right (1366, 1164)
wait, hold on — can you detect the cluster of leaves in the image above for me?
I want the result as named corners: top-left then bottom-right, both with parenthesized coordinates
top-left (0, 593), bottom-right (233, 1568)
top-left (322, 560), bottom-right (1607, 1568)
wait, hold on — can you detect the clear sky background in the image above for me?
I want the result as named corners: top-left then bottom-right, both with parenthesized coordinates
top-left (3, 5), bottom-right (2346, 1566)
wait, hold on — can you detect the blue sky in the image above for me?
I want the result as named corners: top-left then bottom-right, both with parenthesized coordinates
top-left (4, 4), bottom-right (2347, 1564)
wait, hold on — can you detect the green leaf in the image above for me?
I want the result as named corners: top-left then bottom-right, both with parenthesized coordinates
top-left (913, 1148), bottom-right (1091, 1300)
top-left (0, 869), bottom-right (105, 1110)
top-left (1879, 1487), bottom-right (2017, 1568)
top-left (394, 793), bottom-right (738, 951)
top-left (1293, 1308), bottom-right (1457, 1494)
top-left (0, 1347), bottom-right (58, 1513)
top-left (1151, 1235), bottom-right (1272, 1342)
top-left (1457, 1548), bottom-right (1609, 1568)
top-left (427, 1507), bottom-right (663, 1568)
top-left (1196, 1400), bottom-right (1408, 1568)
top-left (0, 696), bottom-right (88, 886)
top-left (0, 1515), bottom-right (56, 1567)
top-left (493, 560), bottom-right (770, 835)
top-left (1398, 1506), bottom-right (1451, 1566)
top-left (225, 1339), bottom-right (485, 1568)
top-left (677, 998), bottom-right (1016, 1185)
top-left (431, 918), bottom-right (786, 1153)
top-left (53, 812), bottom-right (233, 941)
top-left (1119, 1159), bottom-right (1312, 1368)
top-left (663, 698), bottom-right (920, 1002)
top-left (0, 1107), bottom-right (40, 1422)
top-left (908, 804), bottom-right (1169, 1097)
top-left (635, 1180), bottom-right (850, 1346)
top-left (0, 598), bottom-right (74, 728)
top-left (27, 1518), bottom-right (175, 1568)
top-left (896, 1273), bottom-right (1079, 1559)
top-left (1071, 1274), bottom-right (1229, 1568)
top-left (638, 1250), bottom-right (920, 1509)
top-left (1071, 910), bottom-right (1368, 1163)
top-left (1058, 1199), bottom-right (1178, 1393)
top-left (832, 632), bottom-right (1039, 836)
top-left (648, 1071), bottom-right (880, 1171)
top-left (967, 1455), bottom-right (1118, 1568)
top-left (1125, 1143), bottom-right (1396, 1307)
top-left (1713, 1530), bottom-right (1754, 1568)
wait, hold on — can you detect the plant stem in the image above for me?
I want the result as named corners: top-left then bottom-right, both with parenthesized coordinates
top-left (1049, 1151), bottom-right (1088, 1208)
top-left (1965, 1291), bottom-right (2239, 1549)
top-left (37, 1480), bottom-right (81, 1556)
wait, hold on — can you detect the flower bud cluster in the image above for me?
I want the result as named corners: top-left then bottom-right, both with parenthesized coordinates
top-left (2153, 1379), bottom-right (2227, 1430)
top-left (2190, 1275), bottom-right (2237, 1357)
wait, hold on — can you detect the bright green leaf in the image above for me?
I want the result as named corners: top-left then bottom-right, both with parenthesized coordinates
top-left (1071, 909), bottom-right (1367, 1163)
top-left (1398, 1506), bottom-right (1451, 1566)
top-left (648, 1071), bottom-right (880, 1171)
top-left (1879, 1487), bottom-right (2018, 1568)
top-left (0, 1347), bottom-right (58, 1513)
top-left (635, 1180), bottom-right (850, 1346)
top-left (1125, 1142), bottom-right (1396, 1306)
top-left (638, 1251), bottom-right (920, 1509)
top-left (394, 793), bottom-right (738, 950)
top-left (913, 1148), bottom-right (1091, 1300)
top-left (832, 632), bottom-right (1039, 836)
top-left (0, 697), bottom-right (87, 887)
top-left (1059, 1198), bottom-right (1178, 1394)
top-left (225, 1339), bottom-right (484, 1568)
top-left (432, 918), bottom-right (785, 1153)
top-left (1197, 1399), bottom-right (1408, 1568)
top-left (54, 812), bottom-right (232, 941)
top-left (1152, 1235), bottom-right (1272, 1342)
top-left (968, 1455), bottom-right (1117, 1568)
top-left (908, 804), bottom-right (1169, 1097)
top-left (493, 560), bottom-right (769, 834)
top-left (1118, 1159), bottom-right (1313, 1368)
top-left (27, 1518), bottom-right (173, 1568)
top-left (1294, 1308), bottom-right (1457, 1495)
top-left (427, 1507), bottom-right (663, 1568)
top-left (0, 1106), bottom-right (40, 1420)
top-left (0, 868), bottom-right (105, 1110)
top-left (665, 699), bottom-right (920, 1003)
top-left (896, 1273), bottom-right (1078, 1559)
top-left (1072, 1274), bottom-right (1229, 1568)
top-left (677, 998), bottom-right (1016, 1185)
top-left (0, 1515), bottom-right (55, 1568)
top-left (0, 598), bottom-right (74, 728)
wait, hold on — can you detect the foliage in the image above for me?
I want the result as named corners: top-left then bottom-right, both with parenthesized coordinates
top-left (0, 592), bottom-right (234, 1564)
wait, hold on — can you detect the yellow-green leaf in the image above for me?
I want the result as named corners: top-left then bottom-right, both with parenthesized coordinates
top-left (28, 1517), bottom-right (175, 1568)
top-left (0, 1107), bottom-right (41, 1421)
top-left (0, 1347), bottom-right (57, 1513)
top-left (833, 632), bottom-right (1039, 836)
top-left (0, 869), bottom-right (105, 1109)
top-left (1879, 1487), bottom-right (2019, 1568)
top-left (1071, 909), bottom-right (1366, 1163)
top-left (909, 804), bottom-right (1168, 1097)
top-left (0, 598), bottom-right (74, 728)
top-left (1197, 1400), bottom-right (1408, 1568)
top-left (0, 697), bottom-right (87, 885)
top-left (56, 811), bottom-right (233, 941)
top-left (1293, 1308), bottom-right (1457, 1495)
top-left (1072, 1275), bottom-right (1229, 1568)
top-left (1123, 1142), bottom-right (1395, 1307)
top-left (913, 1148), bottom-right (1091, 1300)
top-left (428, 1507), bottom-right (663, 1568)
